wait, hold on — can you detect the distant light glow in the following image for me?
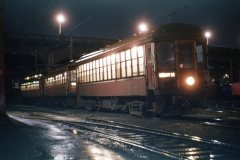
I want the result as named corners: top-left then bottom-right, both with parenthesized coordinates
top-left (138, 23), bottom-right (148, 33)
top-left (223, 74), bottom-right (229, 79)
top-left (205, 31), bottom-right (212, 45)
top-left (205, 31), bottom-right (211, 38)
top-left (56, 14), bottom-right (65, 23)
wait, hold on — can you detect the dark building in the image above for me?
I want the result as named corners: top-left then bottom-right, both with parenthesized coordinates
top-left (4, 32), bottom-right (116, 99)
top-left (208, 47), bottom-right (240, 96)
top-left (208, 47), bottom-right (240, 84)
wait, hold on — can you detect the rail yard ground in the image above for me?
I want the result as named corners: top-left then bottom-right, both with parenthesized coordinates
top-left (1, 103), bottom-right (240, 159)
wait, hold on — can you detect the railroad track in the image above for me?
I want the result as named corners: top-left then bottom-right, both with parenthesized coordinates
top-left (63, 118), bottom-right (240, 160)
top-left (9, 112), bottom-right (240, 160)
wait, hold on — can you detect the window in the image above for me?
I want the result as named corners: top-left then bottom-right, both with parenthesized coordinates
top-left (131, 47), bottom-right (138, 76)
top-left (82, 65), bottom-right (86, 83)
top-left (196, 45), bottom-right (203, 62)
top-left (76, 45), bottom-right (146, 83)
top-left (21, 81), bottom-right (39, 91)
top-left (96, 59), bottom-right (99, 81)
top-left (121, 51), bottom-right (126, 77)
top-left (55, 74), bottom-right (63, 85)
top-left (138, 46), bottom-right (144, 75)
top-left (157, 44), bottom-right (174, 68)
top-left (90, 62), bottom-right (93, 82)
top-left (93, 68), bottom-right (96, 82)
top-left (116, 53), bottom-right (121, 78)
top-left (146, 44), bottom-right (152, 62)
top-left (63, 72), bottom-right (67, 83)
top-left (99, 59), bottom-right (103, 81)
top-left (138, 46), bottom-right (144, 58)
top-left (132, 59), bottom-right (138, 76)
top-left (70, 70), bottom-right (76, 82)
top-left (86, 63), bottom-right (90, 82)
top-left (79, 66), bottom-right (82, 83)
top-left (139, 57), bottom-right (144, 75)
top-left (107, 56), bottom-right (111, 80)
top-left (102, 58), bottom-right (107, 80)
top-left (121, 61), bottom-right (126, 78)
top-left (177, 43), bottom-right (194, 68)
top-left (126, 60), bottom-right (132, 77)
top-left (111, 54), bottom-right (116, 79)
top-left (126, 49), bottom-right (131, 60)
top-left (126, 50), bottom-right (132, 77)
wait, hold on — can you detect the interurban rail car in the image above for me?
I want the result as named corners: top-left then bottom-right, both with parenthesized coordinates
top-left (20, 23), bottom-right (209, 115)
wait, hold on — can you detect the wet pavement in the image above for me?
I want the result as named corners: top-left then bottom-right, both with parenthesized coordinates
top-left (1, 116), bottom-right (133, 160)
top-left (2, 105), bottom-right (240, 159)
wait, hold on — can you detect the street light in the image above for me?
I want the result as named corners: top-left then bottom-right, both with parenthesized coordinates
top-left (56, 13), bottom-right (65, 35)
top-left (204, 31), bottom-right (211, 45)
top-left (138, 22), bottom-right (149, 33)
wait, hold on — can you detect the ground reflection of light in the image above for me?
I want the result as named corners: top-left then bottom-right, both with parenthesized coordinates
top-left (9, 115), bottom-right (75, 160)
top-left (191, 136), bottom-right (202, 142)
top-left (73, 129), bottom-right (78, 135)
top-left (54, 154), bottom-right (64, 160)
top-left (210, 154), bottom-right (215, 158)
top-left (51, 144), bottom-right (74, 160)
top-left (49, 124), bottom-right (62, 133)
top-left (185, 148), bottom-right (200, 159)
top-left (211, 139), bottom-right (221, 144)
top-left (173, 132), bottom-right (181, 136)
top-left (203, 122), bottom-right (217, 126)
top-left (87, 144), bottom-right (125, 160)
top-left (217, 110), bottom-right (223, 113)
top-left (186, 148), bottom-right (198, 152)
top-left (214, 118), bottom-right (221, 121)
top-left (187, 155), bottom-right (199, 160)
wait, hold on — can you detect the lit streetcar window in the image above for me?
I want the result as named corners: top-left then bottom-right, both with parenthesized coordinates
top-left (137, 46), bottom-right (144, 57)
top-left (121, 61), bottom-right (126, 77)
top-left (132, 59), bottom-right (138, 76)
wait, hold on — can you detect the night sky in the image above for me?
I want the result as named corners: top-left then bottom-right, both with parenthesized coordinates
top-left (5, 0), bottom-right (240, 48)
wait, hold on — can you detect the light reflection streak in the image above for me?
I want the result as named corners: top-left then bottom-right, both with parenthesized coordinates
top-left (187, 155), bottom-right (200, 160)
top-left (211, 139), bottom-right (222, 145)
top-left (203, 122), bottom-right (217, 125)
top-left (185, 147), bottom-right (200, 159)
top-left (9, 115), bottom-right (75, 160)
top-left (191, 136), bottom-right (202, 142)
top-left (210, 154), bottom-right (215, 158)
top-left (87, 144), bottom-right (125, 160)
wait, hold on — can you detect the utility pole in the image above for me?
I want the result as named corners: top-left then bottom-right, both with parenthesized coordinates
top-left (35, 48), bottom-right (38, 74)
top-left (70, 37), bottom-right (73, 61)
top-left (0, 0), bottom-right (5, 116)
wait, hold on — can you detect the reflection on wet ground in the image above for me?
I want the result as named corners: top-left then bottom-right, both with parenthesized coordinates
top-left (5, 105), bottom-right (240, 160)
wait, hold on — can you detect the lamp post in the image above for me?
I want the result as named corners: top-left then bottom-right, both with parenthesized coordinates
top-left (56, 13), bottom-right (65, 35)
top-left (204, 31), bottom-right (211, 46)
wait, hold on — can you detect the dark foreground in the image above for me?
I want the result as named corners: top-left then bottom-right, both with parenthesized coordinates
top-left (1, 104), bottom-right (240, 159)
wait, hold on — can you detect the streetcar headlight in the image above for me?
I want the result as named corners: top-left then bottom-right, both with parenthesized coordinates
top-left (185, 76), bottom-right (195, 86)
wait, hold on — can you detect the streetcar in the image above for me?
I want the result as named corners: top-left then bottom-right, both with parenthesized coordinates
top-left (20, 23), bottom-right (209, 116)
